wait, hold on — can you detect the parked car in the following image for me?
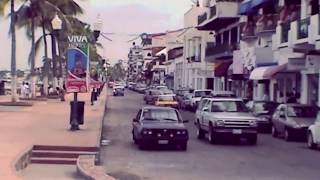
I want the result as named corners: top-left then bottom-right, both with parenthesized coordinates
top-left (129, 83), bottom-right (137, 90)
top-left (271, 104), bottom-right (318, 141)
top-left (155, 94), bottom-right (178, 108)
top-left (195, 97), bottom-right (258, 145)
top-left (145, 90), bottom-right (162, 105)
top-left (307, 112), bottom-right (320, 149)
top-left (132, 106), bottom-right (189, 150)
top-left (190, 89), bottom-right (213, 111)
top-left (247, 101), bottom-right (279, 133)
top-left (113, 86), bottom-right (125, 96)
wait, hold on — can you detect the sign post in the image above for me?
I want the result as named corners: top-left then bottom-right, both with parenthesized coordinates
top-left (66, 35), bottom-right (89, 131)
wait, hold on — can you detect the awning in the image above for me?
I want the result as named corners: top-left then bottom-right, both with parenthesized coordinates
top-left (251, 0), bottom-right (273, 9)
top-left (156, 48), bottom-right (167, 56)
top-left (214, 61), bottom-right (233, 77)
top-left (249, 64), bottom-right (287, 80)
top-left (239, 0), bottom-right (253, 15)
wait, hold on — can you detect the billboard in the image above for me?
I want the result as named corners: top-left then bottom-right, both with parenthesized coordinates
top-left (66, 35), bottom-right (89, 93)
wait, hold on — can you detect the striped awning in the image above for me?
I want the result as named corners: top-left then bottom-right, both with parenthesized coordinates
top-left (249, 64), bottom-right (287, 80)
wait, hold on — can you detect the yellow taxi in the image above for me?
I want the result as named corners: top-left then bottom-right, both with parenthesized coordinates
top-left (155, 94), bottom-right (179, 108)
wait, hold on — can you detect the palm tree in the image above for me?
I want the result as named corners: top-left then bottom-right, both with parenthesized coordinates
top-left (15, 0), bottom-right (84, 97)
top-left (0, 0), bottom-right (18, 102)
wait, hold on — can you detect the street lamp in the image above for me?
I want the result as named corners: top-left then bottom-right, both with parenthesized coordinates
top-left (50, 14), bottom-right (62, 91)
top-left (93, 14), bottom-right (103, 41)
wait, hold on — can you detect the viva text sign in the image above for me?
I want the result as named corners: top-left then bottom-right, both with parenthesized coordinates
top-left (66, 35), bottom-right (90, 93)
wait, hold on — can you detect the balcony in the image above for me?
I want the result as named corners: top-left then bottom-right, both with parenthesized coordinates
top-left (289, 17), bottom-right (315, 50)
top-left (256, 14), bottom-right (278, 34)
top-left (241, 24), bottom-right (257, 41)
top-left (205, 43), bottom-right (238, 61)
top-left (309, 14), bottom-right (320, 50)
top-left (197, 1), bottom-right (240, 31)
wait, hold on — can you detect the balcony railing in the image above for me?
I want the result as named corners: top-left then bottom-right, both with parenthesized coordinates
top-left (297, 17), bottom-right (310, 39)
top-left (209, 5), bottom-right (217, 19)
top-left (205, 43), bottom-right (238, 60)
top-left (241, 24), bottom-right (256, 40)
top-left (281, 22), bottom-right (291, 43)
top-left (256, 14), bottom-right (278, 34)
top-left (198, 12), bottom-right (208, 25)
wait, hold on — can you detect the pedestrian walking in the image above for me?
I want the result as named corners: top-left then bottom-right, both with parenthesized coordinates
top-left (24, 82), bottom-right (30, 98)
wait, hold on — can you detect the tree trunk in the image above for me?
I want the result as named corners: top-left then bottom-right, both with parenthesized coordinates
top-left (42, 19), bottom-right (48, 96)
top-left (30, 16), bottom-right (36, 98)
top-left (10, 0), bottom-right (17, 102)
top-left (51, 34), bottom-right (58, 90)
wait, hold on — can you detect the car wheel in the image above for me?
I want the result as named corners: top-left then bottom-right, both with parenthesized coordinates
top-left (138, 141), bottom-right (147, 150)
top-left (180, 142), bottom-right (188, 151)
top-left (208, 124), bottom-right (217, 144)
top-left (248, 134), bottom-right (258, 145)
top-left (284, 128), bottom-right (292, 141)
top-left (197, 122), bottom-right (205, 139)
top-left (307, 132), bottom-right (317, 149)
top-left (271, 125), bottom-right (278, 138)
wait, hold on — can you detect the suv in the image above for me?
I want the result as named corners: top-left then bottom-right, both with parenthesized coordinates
top-left (190, 89), bottom-right (213, 111)
top-left (195, 97), bottom-right (258, 145)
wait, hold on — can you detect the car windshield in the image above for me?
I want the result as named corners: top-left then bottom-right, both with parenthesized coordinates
top-left (287, 106), bottom-right (318, 118)
top-left (254, 102), bottom-right (278, 115)
top-left (194, 91), bottom-right (212, 97)
top-left (211, 101), bottom-right (249, 112)
top-left (142, 109), bottom-right (179, 122)
top-left (159, 96), bottom-right (176, 101)
top-left (161, 89), bottom-right (174, 95)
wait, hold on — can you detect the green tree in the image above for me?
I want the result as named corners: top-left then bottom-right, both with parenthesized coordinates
top-left (0, 0), bottom-right (18, 102)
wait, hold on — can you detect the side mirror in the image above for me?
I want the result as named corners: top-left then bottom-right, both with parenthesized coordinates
top-left (183, 120), bottom-right (189, 123)
top-left (133, 118), bottom-right (138, 122)
top-left (203, 107), bottom-right (209, 112)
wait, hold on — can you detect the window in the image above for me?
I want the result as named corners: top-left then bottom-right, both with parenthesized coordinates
top-left (194, 90), bottom-right (212, 97)
top-left (198, 99), bottom-right (208, 110)
top-left (142, 109), bottom-right (179, 121)
top-left (211, 101), bottom-right (249, 112)
top-left (159, 95), bottom-right (176, 101)
top-left (136, 110), bottom-right (142, 120)
top-left (216, 34), bottom-right (221, 45)
top-left (287, 106), bottom-right (318, 118)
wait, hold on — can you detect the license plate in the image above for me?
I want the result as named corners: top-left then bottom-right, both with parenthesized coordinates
top-left (158, 140), bottom-right (169, 144)
top-left (232, 129), bottom-right (242, 134)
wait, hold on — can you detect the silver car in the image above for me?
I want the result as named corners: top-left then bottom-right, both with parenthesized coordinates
top-left (195, 97), bottom-right (258, 145)
top-left (271, 104), bottom-right (318, 141)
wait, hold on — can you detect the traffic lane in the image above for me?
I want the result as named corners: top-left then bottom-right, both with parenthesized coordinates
top-left (179, 109), bottom-right (320, 180)
top-left (101, 90), bottom-right (320, 180)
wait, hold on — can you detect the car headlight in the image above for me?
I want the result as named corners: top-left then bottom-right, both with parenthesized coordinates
top-left (216, 120), bottom-right (225, 127)
top-left (176, 131), bottom-right (181, 135)
top-left (182, 130), bottom-right (187, 134)
top-left (143, 130), bottom-right (153, 135)
top-left (249, 120), bottom-right (258, 127)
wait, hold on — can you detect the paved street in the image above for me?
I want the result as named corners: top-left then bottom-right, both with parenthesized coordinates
top-left (100, 89), bottom-right (320, 180)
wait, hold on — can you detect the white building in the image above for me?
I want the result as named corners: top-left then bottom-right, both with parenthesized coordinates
top-left (182, 3), bottom-right (216, 90)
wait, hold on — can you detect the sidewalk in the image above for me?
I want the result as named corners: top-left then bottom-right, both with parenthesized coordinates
top-left (0, 88), bottom-right (107, 179)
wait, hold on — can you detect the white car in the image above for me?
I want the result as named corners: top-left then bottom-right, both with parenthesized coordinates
top-left (307, 114), bottom-right (320, 149)
top-left (190, 89), bottom-right (213, 111)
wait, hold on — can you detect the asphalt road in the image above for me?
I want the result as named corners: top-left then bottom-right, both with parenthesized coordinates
top-left (100, 89), bottom-right (320, 180)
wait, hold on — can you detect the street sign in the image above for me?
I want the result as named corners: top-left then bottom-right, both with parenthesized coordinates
top-left (66, 35), bottom-right (89, 93)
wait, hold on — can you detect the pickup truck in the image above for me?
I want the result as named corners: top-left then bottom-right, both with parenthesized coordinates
top-left (195, 97), bottom-right (258, 145)
top-left (190, 89), bottom-right (213, 111)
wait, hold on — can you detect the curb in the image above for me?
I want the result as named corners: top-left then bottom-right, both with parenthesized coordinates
top-left (77, 155), bottom-right (116, 180)
top-left (11, 145), bottom-right (33, 178)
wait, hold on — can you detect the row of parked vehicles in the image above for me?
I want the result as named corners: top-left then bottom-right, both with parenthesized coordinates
top-left (134, 86), bottom-right (320, 150)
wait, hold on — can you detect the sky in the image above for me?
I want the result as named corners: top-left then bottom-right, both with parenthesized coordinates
top-left (0, 0), bottom-right (193, 70)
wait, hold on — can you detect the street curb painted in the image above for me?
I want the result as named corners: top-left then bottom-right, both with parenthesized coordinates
top-left (11, 145), bottom-right (33, 178)
top-left (77, 155), bottom-right (116, 180)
